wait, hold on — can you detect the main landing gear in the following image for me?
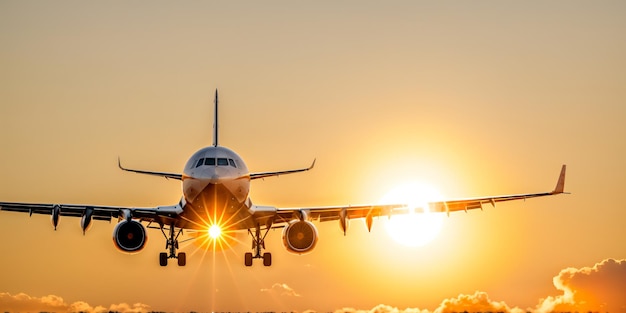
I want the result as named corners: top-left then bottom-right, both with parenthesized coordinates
top-left (159, 224), bottom-right (186, 267)
top-left (245, 224), bottom-right (272, 267)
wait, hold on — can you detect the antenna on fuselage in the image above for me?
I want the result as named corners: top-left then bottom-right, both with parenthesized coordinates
top-left (213, 89), bottom-right (218, 147)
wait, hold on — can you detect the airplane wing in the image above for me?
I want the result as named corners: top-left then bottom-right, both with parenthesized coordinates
top-left (269, 164), bottom-right (567, 226)
top-left (118, 158), bottom-right (183, 180)
top-left (0, 201), bottom-right (181, 229)
top-left (250, 159), bottom-right (316, 180)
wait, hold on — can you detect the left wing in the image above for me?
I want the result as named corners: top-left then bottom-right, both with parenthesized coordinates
top-left (429, 164), bottom-right (567, 215)
top-left (250, 159), bottom-right (316, 180)
top-left (269, 165), bottom-right (567, 229)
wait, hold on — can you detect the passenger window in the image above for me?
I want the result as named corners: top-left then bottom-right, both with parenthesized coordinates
top-left (195, 159), bottom-right (204, 168)
top-left (205, 158), bottom-right (216, 166)
top-left (229, 159), bottom-right (237, 168)
top-left (217, 158), bottom-right (229, 166)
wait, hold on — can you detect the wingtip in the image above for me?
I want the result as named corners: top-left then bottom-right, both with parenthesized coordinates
top-left (552, 164), bottom-right (567, 194)
top-left (117, 156), bottom-right (126, 171)
top-left (309, 158), bottom-right (316, 170)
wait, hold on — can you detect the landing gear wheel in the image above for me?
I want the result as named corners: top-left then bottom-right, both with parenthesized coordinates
top-left (246, 224), bottom-right (273, 266)
top-left (177, 252), bottom-right (186, 266)
top-left (159, 252), bottom-right (168, 266)
top-left (263, 252), bottom-right (272, 266)
top-left (159, 224), bottom-right (184, 267)
top-left (244, 252), bottom-right (253, 267)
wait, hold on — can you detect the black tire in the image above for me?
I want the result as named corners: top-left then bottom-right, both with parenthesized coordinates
top-left (159, 253), bottom-right (168, 266)
top-left (263, 253), bottom-right (272, 267)
top-left (244, 252), bottom-right (253, 267)
top-left (177, 252), bottom-right (186, 266)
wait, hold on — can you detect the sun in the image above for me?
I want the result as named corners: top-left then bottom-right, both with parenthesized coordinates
top-left (379, 182), bottom-right (445, 247)
top-left (208, 224), bottom-right (222, 239)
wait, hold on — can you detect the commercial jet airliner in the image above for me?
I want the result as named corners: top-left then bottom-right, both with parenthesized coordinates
top-left (0, 90), bottom-right (567, 267)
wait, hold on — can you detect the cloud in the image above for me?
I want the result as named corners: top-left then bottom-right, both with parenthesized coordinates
top-left (433, 291), bottom-right (524, 313)
top-left (260, 283), bottom-right (302, 297)
top-left (0, 293), bottom-right (67, 312)
top-left (332, 293), bottom-right (521, 313)
top-left (535, 258), bottom-right (626, 313)
top-left (331, 258), bottom-right (626, 313)
top-left (333, 304), bottom-right (429, 313)
top-left (0, 292), bottom-right (151, 313)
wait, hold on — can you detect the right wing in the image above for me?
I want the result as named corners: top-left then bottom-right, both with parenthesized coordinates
top-left (118, 157), bottom-right (183, 180)
top-left (0, 201), bottom-right (183, 230)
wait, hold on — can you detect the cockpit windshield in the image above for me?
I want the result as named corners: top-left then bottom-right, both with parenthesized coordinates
top-left (194, 157), bottom-right (237, 168)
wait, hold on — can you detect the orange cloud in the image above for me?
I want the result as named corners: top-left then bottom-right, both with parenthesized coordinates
top-left (535, 258), bottom-right (626, 313)
top-left (433, 291), bottom-right (524, 313)
top-left (331, 293), bottom-right (523, 313)
top-left (260, 283), bottom-right (302, 297)
top-left (0, 292), bottom-right (150, 313)
top-left (332, 304), bottom-right (429, 313)
top-left (331, 258), bottom-right (626, 313)
top-left (0, 293), bottom-right (66, 312)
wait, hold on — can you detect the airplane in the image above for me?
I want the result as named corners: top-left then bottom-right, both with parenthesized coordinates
top-left (0, 90), bottom-right (568, 267)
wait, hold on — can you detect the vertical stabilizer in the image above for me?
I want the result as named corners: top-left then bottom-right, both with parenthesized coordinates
top-left (213, 89), bottom-right (218, 147)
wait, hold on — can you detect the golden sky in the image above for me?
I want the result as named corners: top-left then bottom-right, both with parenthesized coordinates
top-left (1, 1), bottom-right (625, 312)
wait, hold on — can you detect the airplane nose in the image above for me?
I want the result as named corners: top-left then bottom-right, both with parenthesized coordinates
top-left (209, 175), bottom-right (220, 183)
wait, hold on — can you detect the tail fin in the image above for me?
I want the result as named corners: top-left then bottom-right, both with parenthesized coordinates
top-left (213, 89), bottom-right (218, 147)
top-left (552, 164), bottom-right (567, 194)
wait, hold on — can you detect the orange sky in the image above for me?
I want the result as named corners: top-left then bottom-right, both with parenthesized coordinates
top-left (1, 1), bottom-right (625, 312)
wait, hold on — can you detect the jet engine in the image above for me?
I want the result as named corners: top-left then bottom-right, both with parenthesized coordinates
top-left (112, 220), bottom-right (147, 253)
top-left (282, 220), bottom-right (318, 254)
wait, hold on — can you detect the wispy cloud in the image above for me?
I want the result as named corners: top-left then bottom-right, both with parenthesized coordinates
top-left (0, 292), bottom-right (150, 313)
top-left (260, 283), bottom-right (302, 297)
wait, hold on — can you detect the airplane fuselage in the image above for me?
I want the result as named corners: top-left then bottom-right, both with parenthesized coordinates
top-left (178, 146), bottom-right (253, 230)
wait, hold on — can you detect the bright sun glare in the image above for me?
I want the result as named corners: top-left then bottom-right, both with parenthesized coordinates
top-left (380, 182), bottom-right (445, 247)
top-left (208, 225), bottom-right (222, 239)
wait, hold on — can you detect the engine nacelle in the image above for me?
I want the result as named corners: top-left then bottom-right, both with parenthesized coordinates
top-left (282, 220), bottom-right (318, 254)
top-left (112, 220), bottom-right (147, 253)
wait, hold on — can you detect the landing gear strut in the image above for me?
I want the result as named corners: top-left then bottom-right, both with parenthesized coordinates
top-left (159, 224), bottom-right (186, 266)
top-left (245, 223), bottom-right (272, 267)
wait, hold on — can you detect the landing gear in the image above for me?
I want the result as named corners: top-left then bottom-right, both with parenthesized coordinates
top-left (245, 224), bottom-right (272, 267)
top-left (159, 224), bottom-right (186, 266)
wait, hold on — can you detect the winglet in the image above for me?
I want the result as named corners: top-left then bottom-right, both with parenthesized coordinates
top-left (309, 158), bottom-right (316, 170)
top-left (117, 156), bottom-right (125, 171)
top-left (552, 164), bottom-right (567, 194)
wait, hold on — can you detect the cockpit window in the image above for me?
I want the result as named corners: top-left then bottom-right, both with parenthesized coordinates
top-left (194, 157), bottom-right (238, 168)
